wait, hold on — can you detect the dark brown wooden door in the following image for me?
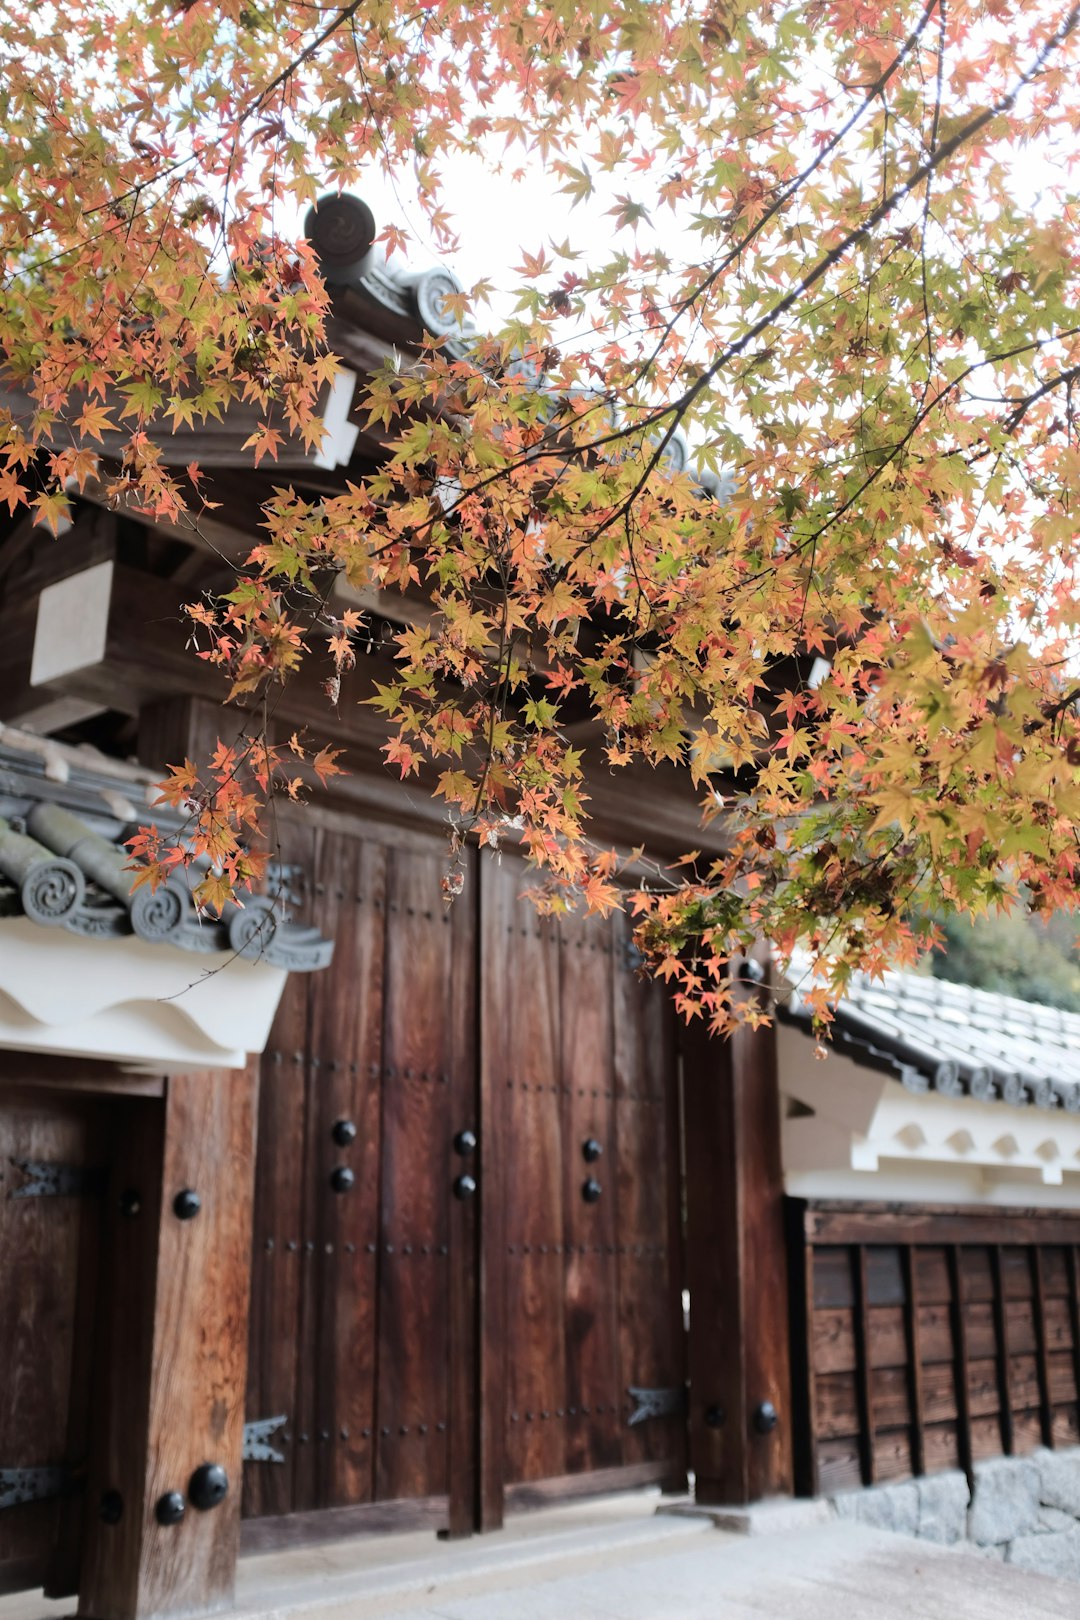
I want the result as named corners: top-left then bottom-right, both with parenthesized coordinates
top-left (244, 830), bottom-right (685, 1536)
top-left (479, 859), bottom-right (687, 1517)
top-left (243, 824), bottom-right (476, 1531)
top-left (0, 1087), bottom-right (105, 1595)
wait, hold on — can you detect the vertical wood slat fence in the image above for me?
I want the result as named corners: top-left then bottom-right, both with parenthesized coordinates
top-left (787, 1202), bottom-right (1080, 1497)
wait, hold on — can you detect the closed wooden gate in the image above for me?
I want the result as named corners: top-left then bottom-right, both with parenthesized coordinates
top-left (478, 859), bottom-right (687, 1518)
top-left (243, 822), bottom-right (476, 1537)
top-left (243, 828), bottom-right (685, 1540)
top-left (0, 1087), bottom-right (107, 1596)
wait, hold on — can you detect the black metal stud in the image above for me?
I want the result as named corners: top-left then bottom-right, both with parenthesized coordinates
top-left (453, 1129), bottom-right (477, 1157)
top-left (582, 1138), bottom-right (603, 1163)
top-left (155, 1491), bottom-right (185, 1526)
top-left (119, 1188), bottom-right (141, 1218)
top-left (705, 1404), bottom-right (725, 1429)
top-left (582, 1177), bottom-right (602, 1203)
top-left (330, 1167), bottom-right (355, 1194)
top-left (173, 1189), bottom-right (201, 1221)
top-left (332, 1119), bottom-right (357, 1146)
top-left (753, 1400), bottom-right (778, 1435)
top-left (453, 1174), bottom-right (477, 1200)
top-left (188, 1463), bottom-right (229, 1511)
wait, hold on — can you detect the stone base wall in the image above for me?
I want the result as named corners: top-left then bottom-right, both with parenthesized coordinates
top-left (830, 1450), bottom-right (1080, 1580)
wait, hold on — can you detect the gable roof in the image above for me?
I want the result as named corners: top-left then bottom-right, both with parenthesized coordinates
top-left (780, 964), bottom-right (1080, 1112)
top-left (0, 725), bottom-right (332, 972)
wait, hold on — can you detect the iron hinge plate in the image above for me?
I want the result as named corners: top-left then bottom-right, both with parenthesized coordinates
top-left (0, 1466), bottom-right (74, 1511)
top-left (242, 1415), bottom-right (287, 1463)
top-left (8, 1160), bottom-right (105, 1199)
top-left (627, 1385), bottom-right (687, 1426)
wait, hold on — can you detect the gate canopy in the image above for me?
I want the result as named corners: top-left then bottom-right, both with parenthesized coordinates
top-left (0, 724), bottom-right (332, 1068)
top-left (779, 963), bottom-right (1080, 1205)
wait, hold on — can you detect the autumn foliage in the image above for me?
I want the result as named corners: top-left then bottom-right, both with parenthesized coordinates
top-left (3, 0), bottom-right (1080, 1028)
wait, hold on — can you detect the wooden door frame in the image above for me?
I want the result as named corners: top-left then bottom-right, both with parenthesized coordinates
top-left (475, 872), bottom-right (690, 1531)
top-left (445, 859), bottom-right (482, 1538)
top-left (680, 958), bottom-right (794, 1505)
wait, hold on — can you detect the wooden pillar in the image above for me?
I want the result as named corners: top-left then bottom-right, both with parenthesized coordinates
top-left (680, 960), bottom-right (793, 1504)
top-left (79, 1067), bottom-right (258, 1620)
top-left (137, 694), bottom-right (228, 776)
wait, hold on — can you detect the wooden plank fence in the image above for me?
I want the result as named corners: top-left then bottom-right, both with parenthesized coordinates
top-left (787, 1201), bottom-right (1080, 1496)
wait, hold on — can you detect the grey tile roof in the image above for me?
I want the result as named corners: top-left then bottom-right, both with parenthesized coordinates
top-left (0, 728), bottom-right (332, 972)
top-left (779, 964), bottom-right (1080, 1112)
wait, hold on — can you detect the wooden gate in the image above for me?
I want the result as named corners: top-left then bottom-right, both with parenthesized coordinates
top-left (0, 1087), bottom-right (107, 1596)
top-left (242, 822), bottom-right (476, 1541)
top-left (478, 859), bottom-right (687, 1521)
top-left (243, 830), bottom-right (686, 1541)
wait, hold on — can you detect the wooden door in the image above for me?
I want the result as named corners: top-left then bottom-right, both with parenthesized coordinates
top-left (0, 1087), bottom-right (105, 1595)
top-left (243, 824), bottom-right (476, 1537)
top-left (479, 858), bottom-right (687, 1521)
top-left (245, 830), bottom-right (685, 1540)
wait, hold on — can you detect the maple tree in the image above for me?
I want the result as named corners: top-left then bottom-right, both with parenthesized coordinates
top-left (3, 0), bottom-right (1080, 1029)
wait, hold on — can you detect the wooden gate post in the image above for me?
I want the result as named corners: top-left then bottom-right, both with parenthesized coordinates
top-left (79, 1066), bottom-right (258, 1620)
top-left (680, 959), bottom-right (793, 1505)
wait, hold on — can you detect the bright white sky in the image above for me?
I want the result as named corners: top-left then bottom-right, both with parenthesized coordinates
top-left (319, 38), bottom-right (1075, 327)
top-left (312, 150), bottom-right (671, 325)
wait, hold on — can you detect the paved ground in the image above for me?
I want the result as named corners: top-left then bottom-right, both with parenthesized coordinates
top-left (3, 1492), bottom-right (1077, 1619)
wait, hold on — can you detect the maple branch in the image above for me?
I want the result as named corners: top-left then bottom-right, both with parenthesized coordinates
top-left (550, 3), bottom-right (1080, 561)
top-left (622, 0), bottom-right (944, 391)
top-left (1026, 684), bottom-right (1080, 734)
top-left (672, 4), bottom-right (1080, 433)
top-left (914, 0), bottom-right (947, 417)
top-left (246, 0), bottom-right (367, 117)
top-left (1002, 362), bottom-right (1080, 433)
top-left (410, 4), bottom-right (1080, 582)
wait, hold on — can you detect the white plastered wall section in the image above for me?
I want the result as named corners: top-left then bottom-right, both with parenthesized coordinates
top-left (0, 917), bottom-right (286, 1070)
top-left (779, 1022), bottom-right (1080, 1209)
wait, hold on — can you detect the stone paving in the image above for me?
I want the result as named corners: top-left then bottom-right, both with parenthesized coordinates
top-left (3, 1489), bottom-right (1080, 1620)
top-left (230, 1499), bottom-right (1080, 1619)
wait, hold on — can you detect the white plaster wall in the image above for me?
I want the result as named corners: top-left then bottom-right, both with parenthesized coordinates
top-left (0, 917), bottom-right (286, 1069)
top-left (779, 1022), bottom-right (1080, 1209)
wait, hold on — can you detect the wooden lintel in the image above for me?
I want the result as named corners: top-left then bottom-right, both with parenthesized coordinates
top-left (6, 550), bottom-right (729, 858)
top-left (803, 1203), bottom-right (1080, 1249)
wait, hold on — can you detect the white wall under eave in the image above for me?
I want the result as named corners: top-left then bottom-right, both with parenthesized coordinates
top-left (779, 1021), bottom-right (1080, 1210)
top-left (0, 917), bottom-right (287, 1070)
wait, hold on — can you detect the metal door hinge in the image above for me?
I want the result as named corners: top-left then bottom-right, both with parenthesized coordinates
top-left (0, 1466), bottom-right (76, 1510)
top-left (627, 1385), bottom-right (687, 1426)
top-left (242, 1415), bottom-right (287, 1463)
top-left (8, 1160), bottom-right (105, 1199)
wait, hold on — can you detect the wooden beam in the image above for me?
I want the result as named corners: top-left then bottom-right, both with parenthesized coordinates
top-left (681, 960), bottom-right (793, 1505)
top-left (78, 1068), bottom-right (258, 1620)
top-left (6, 551), bottom-right (732, 857)
top-left (1068, 1247), bottom-right (1080, 1449)
top-left (1031, 1247), bottom-right (1054, 1449)
top-left (445, 865), bottom-right (481, 1538)
top-left (136, 696), bottom-right (231, 777)
top-left (852, 1246), bottom-right (875, 1486)
top-left (803, 1204), bottom-right (1080, 1249)
top-left (476, 858), bottom-right (509, 1533)
top-left (947, 1245), bottom-right (974, 1485)
top-left (1, 559), bottom-right (393, 750)
top-left (902, 1245), bottom-right (926, 1479)
top-left (0, 364), bottom-right (390, 472)
top-left (991, 1244), bottom-right (1015, 1456)
top-left (784, 1198), bottom-right (819, 1499)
